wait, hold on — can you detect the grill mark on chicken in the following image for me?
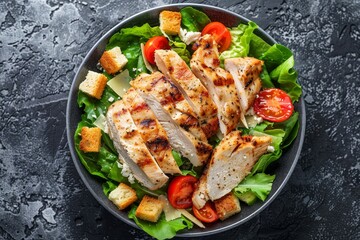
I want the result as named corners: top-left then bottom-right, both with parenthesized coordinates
top-left (131, 72), bottom-right (213, 166)
top-left (213, 58), bottom-right (220, 66)
top-left (196, 142), bottom-right (213, 155)
top-left (139, 119), bottom-right (156, 128)
top-left (190, 34), bottom-right (243, 134)
top-left (213, 75), bottom-right (234, 86)
top-left (106, 100), bottom-right (169, 189)
top-left (123, 129), bottom-right (136, 139)
top-left (245, 77), bottom-right (254, 88)
top-left (131, 102), bottom-right (149, 113)
top-left (146, 137), bottom-right (171, 155)
top-left (137, 158), bottom-right (154, 168)
top-left (155, 50), bottom-right (219, 138)
top-left (122, 87), bottom-right (181, 175)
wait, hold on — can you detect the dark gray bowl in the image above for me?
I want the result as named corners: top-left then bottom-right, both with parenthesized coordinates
top-left (66, 3), bottom-right (305, 237)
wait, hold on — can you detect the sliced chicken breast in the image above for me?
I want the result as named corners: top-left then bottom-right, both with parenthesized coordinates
top-left (122, 87), bottom-right (181, 175)
top-left (131, 72), bottom-right (212, 167)
top-left (155, 49), bottom-right (219, 138)
top-left (106, 100), bottom-right (168, 190)
top-left (224, 57), bottom-right (264, 113)
top-left (192, 131), bottom-right (271, 208)
top-left (190, 34), bottom-right (244, 133)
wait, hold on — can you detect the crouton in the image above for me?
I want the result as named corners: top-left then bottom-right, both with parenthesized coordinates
top-left (79, 126), bottom-right (102, 153)
top-left (108, 183), bottom-right (138, 210)
top-left (159, 10), bottom-right (181, 35)
top-left (135, 195), bottom-right (164, 222)
top-left (99, 47), bottom-right (128, 74)
top-left (79, 71), bottom-right (107, 99)
top-left (214, 192), bottom-right (241, 221)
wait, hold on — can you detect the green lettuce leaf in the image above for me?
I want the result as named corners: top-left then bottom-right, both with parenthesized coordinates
top-left (250, 127), bottom-right (285, 174)
top-left (77, 86), bottom-right (119, 123)
top-left (208, 135), bottom-right (221, 148)
top-left (102, 181), bottom-right (118, 196)
top-left (273, 112), bottom-right (299, 148)
top-left (281, 117), bottom-right (300, 149)
top-left (108, 162), bottom-right (125, 182)
top-left (128, 206), bottom-right (193, 240)
top-left (107, 23), bottom-right (162, 50)
top-left (259, 65), bottom-right (275, 88)
top-left (220, 22), bottom-right (258, 60)
top-left (269, 55), bottom-right (302, 101)
top-left (171, 150), bottom-right (198, 177)
top-left (180, 7), bottom-right (211, 32)
top-left (97, 147), bottom-right (118, 174)
top-left (260, 44), bottom-right (293, 72)
top-left (234, 173), bottom-right (275, 201)
top-left (257, 44), bottom-right (302, 101)
top-left (247, 111), bottom-right (299, 173)
top-left (101, 130), bottom-right (117, 155)
top-left (170, 39), bottom-right (191, 64)
top-left (249, 34), bottom-right (272, 58)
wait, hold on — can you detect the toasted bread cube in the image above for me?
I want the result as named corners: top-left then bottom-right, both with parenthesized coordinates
top-left (135, 195), bottom-right (164, 222)
top-left (79, 127), bottom-right (102, 153)
top-left (214, 192), bottom-right (241, 221)
top-left (109, 183), bottom-right (138, 210)
top-left (159, 10), bottom-right (181, 35)
top-left (99, 47), bottom-right (128, 74)
top-left (79, 71), bottom-right (107, 99)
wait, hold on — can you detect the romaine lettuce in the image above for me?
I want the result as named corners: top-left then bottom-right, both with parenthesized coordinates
top-left (77, 86), bottom-right (119, 122)
top-left (129, 206), bottom-right (193, 240)
top-left (269, 55), bottom-right (302, 101)
top-left (220, 22), bottom-right (258, 60)
top-left (180, 7), bottom-right (211, 32)
top-left (172, 150), bottom-right (199, 177)
top-left (234, 173), bottom-right (275, 201)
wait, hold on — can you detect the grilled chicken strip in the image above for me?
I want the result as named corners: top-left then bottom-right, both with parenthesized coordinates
top-left (131, 72), bottom-right (212, 167)
top-left (106, 100), bottom-right (168, 190)
top-left (155, 49), bottom-right (219, 138)
top-left (192, 131), bottom-right (271, 209)
top-left (224, 57), bottom-right (264, 113)
top-left (190, 34), bottom-right (244, 133)
top-left (122, 88), bottom-right (181, 174)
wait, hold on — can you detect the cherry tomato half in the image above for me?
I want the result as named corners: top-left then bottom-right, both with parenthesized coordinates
top-left (253, 88), bottom-right (294, 122)
top-left (144, 36), bottom-right (171, 64)
top-left (201, 22), bottom-right (232, 52)
top-left (192, 202), bottom-right (219, 223)
top-left (168, 176), bottom-right (198, 209)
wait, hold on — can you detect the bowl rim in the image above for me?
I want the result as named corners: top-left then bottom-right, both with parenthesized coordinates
top-left (66, 3), bottom-right (306, 237)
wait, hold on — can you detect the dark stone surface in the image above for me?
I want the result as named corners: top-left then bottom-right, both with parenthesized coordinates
top-left (0, 0), bottom-right (359, 239)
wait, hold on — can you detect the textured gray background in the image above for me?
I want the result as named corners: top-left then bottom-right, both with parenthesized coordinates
top-left (1, 0), bottom-right (359, 239)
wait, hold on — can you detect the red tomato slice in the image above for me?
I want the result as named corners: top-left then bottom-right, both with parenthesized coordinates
top-left (144, 36), bottom-right (170, 64)
top-left (192, 202), bottom-right (219, 223)
top-left (253, 88), bottom-right (294, 122)
top-left (167, 176), bottom-right (198, 209)
top-left (201, 22), bottom-right (232, 52)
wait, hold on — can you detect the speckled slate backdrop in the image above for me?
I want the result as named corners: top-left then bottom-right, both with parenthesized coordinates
top-left (0, 0), bottom-right (359, 239)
